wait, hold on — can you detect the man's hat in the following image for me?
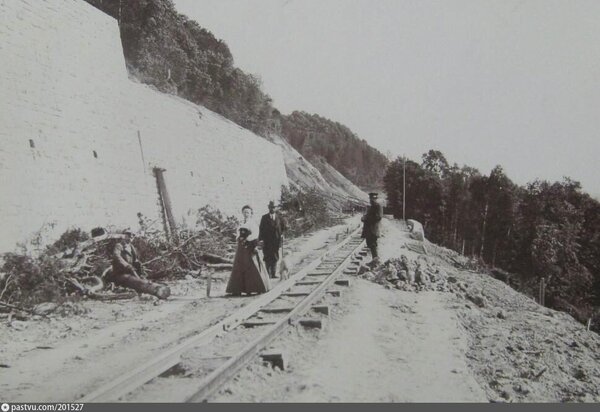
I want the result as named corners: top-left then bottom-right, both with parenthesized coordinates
top-left (369, 192), bottom-right (379, 198)
top-left (122, 228), bottom-right (134, 236)
top-left (268, 200), bottom-right (276, 208)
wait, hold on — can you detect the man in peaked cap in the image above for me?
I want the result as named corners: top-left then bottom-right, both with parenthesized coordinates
top-left (106, 229), bottom-right (171, 299)
top-left (259, 200), bottom-right (286, 279)
top-left (361, 192), bottom-right (383, 267)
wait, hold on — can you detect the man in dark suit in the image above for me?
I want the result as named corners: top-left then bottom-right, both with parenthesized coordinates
top-left (259, 201), bottom-right (286, 278)
top-left (362, 192), bottom-right (383, 266)
top-left (107, 229), bottom-right (170, 299)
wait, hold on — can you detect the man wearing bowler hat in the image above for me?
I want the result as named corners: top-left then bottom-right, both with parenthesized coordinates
top-left (259, 201), bottom-right (286, 278)
top-left (362, 192), bottom-right (383, 267)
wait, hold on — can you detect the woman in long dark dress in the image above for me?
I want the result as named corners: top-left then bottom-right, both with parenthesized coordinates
top-left (226, 205), bottom-right (271, 295)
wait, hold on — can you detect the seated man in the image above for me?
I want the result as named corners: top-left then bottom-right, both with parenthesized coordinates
top-left (106, 229), bottom-right (170, 299)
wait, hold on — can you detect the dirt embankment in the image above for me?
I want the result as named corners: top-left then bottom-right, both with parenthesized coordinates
top-left (373, 219), bottom-right (600, 402)
top-left (450, 269), bottom-right (600, 402)
top-left (2, 217), bottom-right (599, 403)
top-left (213, 218), bottom-right (600, 403)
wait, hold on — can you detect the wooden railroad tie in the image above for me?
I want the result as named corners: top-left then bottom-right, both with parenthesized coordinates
top-left (282, 290), bottom-right (341, 298)
top-left (281, 291), bottom-right (310, 297)
top-left (260, 305), bottom-right (330, 316)
top-left (259, 307), bottom-right (293, 314)
top-left (260, 351), bottom-right (287, 370)
top-left (297, 318), bottom-right (326, 330)
top-left (311, 305), bottom-right (330, 315)
top-left (295, 280), bottom-right (322, 286)
top-left (334, 279), bottom-right (350, 287)
top-left (242, 319), bottom-right (277, 328)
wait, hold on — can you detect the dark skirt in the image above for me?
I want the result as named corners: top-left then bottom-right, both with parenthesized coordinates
top-left (226, 239), bottom-right (271, 295)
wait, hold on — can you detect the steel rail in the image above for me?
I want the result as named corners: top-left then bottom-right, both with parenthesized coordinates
top-left (79, 225), bottom-right (362, 402)
top-left (186, 234), bottom-right (365, 402)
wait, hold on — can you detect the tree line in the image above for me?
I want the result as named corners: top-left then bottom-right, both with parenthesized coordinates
top-left (281, 112), bottom-right (388, 188)
top-left (84, 0), bottom-right (387, 190)
top-left (384, 150), bottom-right (600, 328)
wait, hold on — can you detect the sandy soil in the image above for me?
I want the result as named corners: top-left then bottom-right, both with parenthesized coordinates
top-left (3, 216), bottom-right (599, 403)
top-left (212, 218), bottom-right (600, 403)
top-left (449, 263), bottom-right (600, 402)
top-left (0, 218), bottom-right (360, 402)
top-left (211, 220), bottom-right (486, 402)
top-left (211, 281), bottom-right (486, 402)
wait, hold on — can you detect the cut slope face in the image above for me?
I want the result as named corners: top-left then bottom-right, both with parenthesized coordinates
top-left (266, 134), bottom-right (368, 209)
top-left (0, 0), bottom-right (287, 251)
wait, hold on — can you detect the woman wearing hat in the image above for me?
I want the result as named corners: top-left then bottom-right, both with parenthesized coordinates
top-left (226, 205), bottom-right (271, 295)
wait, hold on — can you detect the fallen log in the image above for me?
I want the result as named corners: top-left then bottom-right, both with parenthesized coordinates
top-left (200, 253), bottom-right (233, 265)
top-left (88, 291), bottom-right (137, 301)
top-left (0, 300), bottom-right (36, 314)
top-left (206, 263), bottom-right (233, 270)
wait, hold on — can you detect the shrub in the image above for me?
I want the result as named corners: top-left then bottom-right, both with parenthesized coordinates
top-left (280, 186), bottom-right (334, 237)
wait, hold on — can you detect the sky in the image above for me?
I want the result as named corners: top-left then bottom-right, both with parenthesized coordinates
top-left (173, 0), bottom-right (600, 195)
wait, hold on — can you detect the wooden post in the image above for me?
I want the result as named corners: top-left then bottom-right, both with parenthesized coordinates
top-left (137, 131), bottom-right (146, 173)
top-left (402, 155), bottom-right (406, 221)
top-left (206, 271), bottom-right (212, 298)
top-left (153, 167), bottom-right (178, 243)
top-left (587, 318), bottom-right (592, 331)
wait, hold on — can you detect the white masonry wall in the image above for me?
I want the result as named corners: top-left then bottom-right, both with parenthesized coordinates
top-left (0, 0), bottom-right (288, 252)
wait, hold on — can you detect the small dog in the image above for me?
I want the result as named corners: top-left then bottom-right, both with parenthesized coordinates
top-left (278, 251), bottom-right (290, 280)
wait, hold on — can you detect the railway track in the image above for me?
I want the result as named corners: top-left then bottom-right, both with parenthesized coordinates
top-left (79, 226), bottom-right (367, 402)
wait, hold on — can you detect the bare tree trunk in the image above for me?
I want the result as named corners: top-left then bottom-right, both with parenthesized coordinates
top-left (479, 201), bottom-right (489, 259)
top-left (453, 209), bottom-right (458, 248)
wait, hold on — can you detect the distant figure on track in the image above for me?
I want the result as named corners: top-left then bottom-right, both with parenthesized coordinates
top-left (361, 192), bottom-right (383, 267)
top-left (226, 205), bottom-right (271, 296)
top-left (106, 229), bottom-right (171, 299)
top-left (259, 200), bottom-right (286, 279)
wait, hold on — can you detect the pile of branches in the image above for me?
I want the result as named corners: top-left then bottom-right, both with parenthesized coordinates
top-left (0, 206), bottom-right (239, 312)
top-left (134, 206), bottom-right (238, 278)
top-left (0, 229), bottom-right (139, 313)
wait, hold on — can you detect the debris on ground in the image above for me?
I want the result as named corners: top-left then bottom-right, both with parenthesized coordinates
top-left (359, 219), bottom-right (600, 403)
top-left (360, 254), bottom-right (452, 293)
top-left (0, 206), bottom-right (239, 314)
